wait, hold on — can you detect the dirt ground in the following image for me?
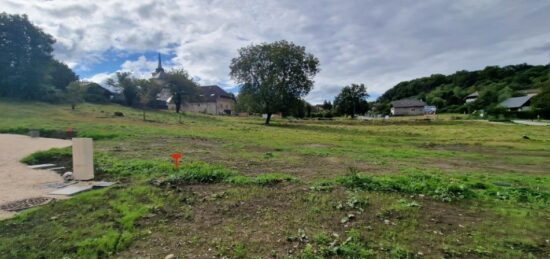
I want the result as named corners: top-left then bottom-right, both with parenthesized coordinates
top-left (0, 134), bottom-right (71, 220)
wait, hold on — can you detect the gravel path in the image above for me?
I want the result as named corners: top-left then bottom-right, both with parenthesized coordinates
top-left (0, 134), bottom-right (71, 220)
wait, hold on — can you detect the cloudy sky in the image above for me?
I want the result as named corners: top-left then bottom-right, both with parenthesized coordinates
top-left (2, 0), bottom-right (550, 103)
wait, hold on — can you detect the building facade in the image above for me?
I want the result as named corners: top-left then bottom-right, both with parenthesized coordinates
top-left (174, 85), bottom-right (236, 115)
top-left (390, 99), bottom-right (428, 116)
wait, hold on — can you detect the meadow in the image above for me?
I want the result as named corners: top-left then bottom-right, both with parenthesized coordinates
top-left (0, 100), bottom-right (549, 258)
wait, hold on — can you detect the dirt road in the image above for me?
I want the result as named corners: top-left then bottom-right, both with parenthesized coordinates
top-left (0, 134), bottom-right (71, 220)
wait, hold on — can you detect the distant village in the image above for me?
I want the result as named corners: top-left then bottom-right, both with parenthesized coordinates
top-left (93, 54), bottom-right (540, 119)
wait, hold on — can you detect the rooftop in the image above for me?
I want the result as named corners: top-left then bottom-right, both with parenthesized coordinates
top-left (194, 85), bottom-right (235, 103)
top-left (390, 99), bottom-right (427, 108)
top-left (499, 95), bottom-right (535, 109)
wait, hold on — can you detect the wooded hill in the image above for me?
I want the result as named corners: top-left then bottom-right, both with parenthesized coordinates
top-left (377, 64), bottom-right (550, 114)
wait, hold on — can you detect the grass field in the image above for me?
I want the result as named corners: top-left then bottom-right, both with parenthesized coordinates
top-left (0, 100), bottom-right (549, 258)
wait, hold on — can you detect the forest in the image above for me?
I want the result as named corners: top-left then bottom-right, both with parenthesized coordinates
top-left (377, 64), bottom-right (550, 116)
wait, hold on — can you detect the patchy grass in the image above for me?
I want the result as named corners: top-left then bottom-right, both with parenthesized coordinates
top-left (0, 101), bottom-right (549, 257)
top-left (20, 147), bottom-right (72, 165)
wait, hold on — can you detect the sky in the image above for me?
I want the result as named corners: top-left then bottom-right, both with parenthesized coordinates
top-left (2, 0), bottom-right (550, 103)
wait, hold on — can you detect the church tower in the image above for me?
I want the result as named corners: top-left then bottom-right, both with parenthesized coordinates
top-left (152, 53), bottom-right (166, 79)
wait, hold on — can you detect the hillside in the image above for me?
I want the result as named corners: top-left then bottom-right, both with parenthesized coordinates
top-left (377, 64), bottom-right (550, 113)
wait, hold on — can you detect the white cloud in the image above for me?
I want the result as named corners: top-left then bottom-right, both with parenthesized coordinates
top-left (84, 72), bottom-right (114, 85)
top-left (2, 0), bottom-right (550, 104)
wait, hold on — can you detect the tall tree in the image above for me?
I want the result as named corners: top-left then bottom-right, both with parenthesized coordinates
top-left (322, 100), bottom-right (333, 110)
top-left (334, 83), bottom-right (369, 118)
top-left (48, 59), bottom-right (78, 91)
top-left (162, 69), bottom-right (199, 113)
top-left (0, 13), bottom-right (55, 99)
top-left (107, 72), bottom-right (137, 106)
top-left (65, 81), bottom-right (85, 110)
top-left (230, 40), bottom-right (320, 124)
top-left (136, 79), bottom-right (161, 121)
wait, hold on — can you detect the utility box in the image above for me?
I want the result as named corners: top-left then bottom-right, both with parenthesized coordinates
top-left (72, 138), bottom-right (94, 180)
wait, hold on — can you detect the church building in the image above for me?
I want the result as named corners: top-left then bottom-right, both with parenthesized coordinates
top-left (153, 53), bottom-right (236, 115)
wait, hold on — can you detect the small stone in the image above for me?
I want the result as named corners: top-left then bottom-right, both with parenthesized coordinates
top-left (165, 254), bottom-right (175, 259)
top-left (417, 251), bottom-right (424, 256)
top-left (384, 219), bottom-right (390, 225)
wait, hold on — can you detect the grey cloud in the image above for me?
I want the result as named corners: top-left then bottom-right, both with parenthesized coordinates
top-left (2, 0), bottom-right (550, 103)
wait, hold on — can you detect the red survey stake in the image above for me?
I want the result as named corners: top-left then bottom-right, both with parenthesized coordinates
top-left (171, 153), bottom-right (182, 169)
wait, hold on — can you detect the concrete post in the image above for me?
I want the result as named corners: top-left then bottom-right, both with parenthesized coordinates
top-left (72, 138), bottom-right (94, 180)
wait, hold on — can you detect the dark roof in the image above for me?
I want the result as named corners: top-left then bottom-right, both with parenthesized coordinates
top-left (194, 85), bottom-right (235, 102)
top-left (390, 99), bottom-right (426, 108)
top-left (499, 95), bottom-right (534, 109)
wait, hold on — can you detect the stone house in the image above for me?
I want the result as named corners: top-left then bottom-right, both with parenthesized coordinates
top-left (151, 53), bottom-right (236, 114)
top-left (390, 99), bottom-right (427, 116)
top-left (173, 85), bottom-right (236, 115)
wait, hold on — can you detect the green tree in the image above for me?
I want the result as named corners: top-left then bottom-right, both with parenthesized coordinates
top-left (83, 82), bottom-right (110, 103)
top-left (162, 69), bottom-right (199, 113)
top-left (334, 83), bottom-right (369, 118)
top-left (65, 81), bottom-right (85, 110)
top-left (322, 100), bottom-right (333, 111)
top-left (107, 72), bottom-right (137, 106)
top-left (48, 59), bottom-right (78, 91)
top-left (230, 40), bottom-right (320, 124)
top-left (0, 13), bottom-right (55, 99)
top-left (136, 79), bottom-right (161, 121)
top-left (531, 90), bottom-right (550, 118)
top-left (236, 91), bottom-right (260, 113)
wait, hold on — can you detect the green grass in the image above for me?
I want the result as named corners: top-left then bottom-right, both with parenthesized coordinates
top-left (313, 168), bottom-right (550, 205)
top-left (0, 100), bottom-right (549, 258)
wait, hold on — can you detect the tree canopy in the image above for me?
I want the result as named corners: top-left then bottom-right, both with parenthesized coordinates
top-left (0, 13), bottom-right (77, 100)
top-left (230, 40), bottom-right (320, 124)
top-left (162, 69), bottom-right (199, 113)
top-left (334, 83), bottom-right (369, 118)
top-left (107, 72), bottom-right (138, 106)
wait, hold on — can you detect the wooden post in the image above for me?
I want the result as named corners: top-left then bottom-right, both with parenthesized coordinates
top-left (72, 138), bottom-right (94, 180)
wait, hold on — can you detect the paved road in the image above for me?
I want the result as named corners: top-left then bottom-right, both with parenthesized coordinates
top-left (0, 134), bottom-right (71, 220)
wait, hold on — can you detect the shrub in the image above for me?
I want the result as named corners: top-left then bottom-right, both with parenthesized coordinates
top-left (165, 162), bottom-right (237, 184)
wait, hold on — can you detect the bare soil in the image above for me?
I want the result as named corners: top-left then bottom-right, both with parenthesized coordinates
top-left (0, 134), bottom-right (71, 220)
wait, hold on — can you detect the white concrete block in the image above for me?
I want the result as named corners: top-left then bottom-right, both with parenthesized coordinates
top-left (50, 185), bottom-right (93, 195)
top-left (72, 138), bottom-right (94, 180)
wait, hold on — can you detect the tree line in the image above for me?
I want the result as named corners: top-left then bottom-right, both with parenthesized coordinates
top-left (376, 64), bottom-right (550, 116)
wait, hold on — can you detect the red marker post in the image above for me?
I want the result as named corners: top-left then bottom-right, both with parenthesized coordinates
top-left (171, 153), bottom-right (182, 169)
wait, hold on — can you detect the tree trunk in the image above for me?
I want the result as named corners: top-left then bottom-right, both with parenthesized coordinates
top-left (265, 113), bottom-right (272, 125)
top-left (71, 104), bottom-right (75, 110)
top-left (142, 108), bottom-right (146, 121)
top-left (175, 93), bottom-right (182, 113)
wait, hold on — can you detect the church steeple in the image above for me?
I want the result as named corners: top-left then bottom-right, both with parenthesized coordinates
top-left (155, 53), bottom-right (164, 73)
